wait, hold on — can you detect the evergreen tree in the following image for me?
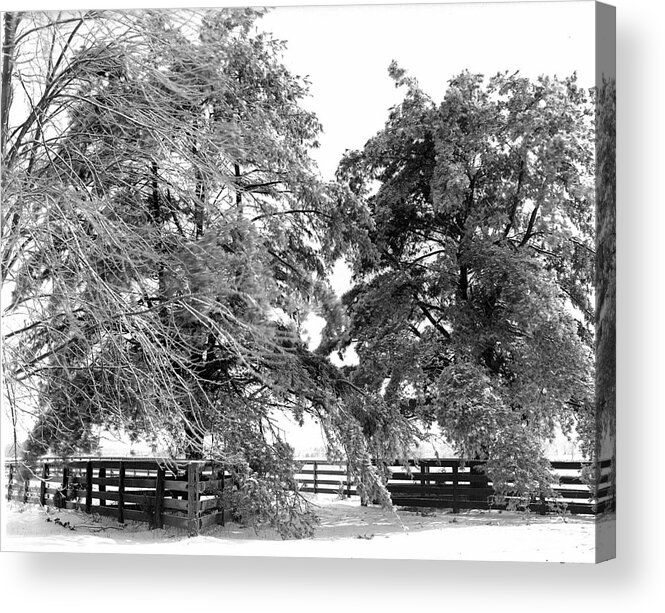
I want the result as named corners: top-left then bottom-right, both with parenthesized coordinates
top-left (334, 67), bottom-right (597, 507)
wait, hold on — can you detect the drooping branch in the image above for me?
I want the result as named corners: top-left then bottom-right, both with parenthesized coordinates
top-left (251, 208), bottom-right (333, 223)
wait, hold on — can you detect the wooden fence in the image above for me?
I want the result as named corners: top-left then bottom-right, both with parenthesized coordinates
top-left (6, 456), bottom-right (613, 532)
top-left (5, 457), bottom-right (233, 535)
top-left (295, 458), bottom-right (614, 515)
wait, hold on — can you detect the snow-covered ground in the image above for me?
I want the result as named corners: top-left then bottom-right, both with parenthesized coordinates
top-left (2, 494), bottom-right (613, 563)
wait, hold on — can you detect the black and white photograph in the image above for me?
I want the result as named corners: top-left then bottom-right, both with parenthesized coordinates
top-left (1, 0), bottom-right (616, 569)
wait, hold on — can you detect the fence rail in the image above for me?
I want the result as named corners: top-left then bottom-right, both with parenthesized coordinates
top-left (5, 457), bottom-right (233, 534)
top-left (295, 458), bottom-right (614, 515)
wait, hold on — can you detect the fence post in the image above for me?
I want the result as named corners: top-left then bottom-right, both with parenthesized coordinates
top-left (7, 463), bottom-right (14, 501)
top-left (468, 461), bottom-right (488, 504)
top-left (539, 493), bottom-right (547, 515)
top-left (593, 459), bottom-right (601, 514)
top-left (313, 461), bottom-right (318, 495)
top-left (154, 464), bottom-right (165, 530)
top-left (118, 461), bottom-right (125, 524)
top-left (40, 463), bottom-right (49, 506)
top-left (187, 462), bottom-right (201, 536)
top-left (85, 460), bottom-right (93, 514)
top-left (99, 467), bottom-right (106, 507)
top-left (346, 462), bottom-right (351, 498)
top-left (22, 466), bottom-right (30, 503)
top-left (215, 464), bottom-right (226, 527)
top-left (59, 465), bottom-right (69, 509)
top-left (452, 461), bottom-right (459, 514)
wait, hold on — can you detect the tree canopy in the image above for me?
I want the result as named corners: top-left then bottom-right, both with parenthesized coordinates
top-left (333, 67), bottom-right (597, 506)
top-left (1, 8), bottom-right (384, 537)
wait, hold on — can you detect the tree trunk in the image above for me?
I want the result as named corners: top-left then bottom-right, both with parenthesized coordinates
top-left (1, 13), bottom-right (19, 156)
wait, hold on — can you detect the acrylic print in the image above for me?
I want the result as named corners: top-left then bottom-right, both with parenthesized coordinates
top-left (1, 1), bottom-right (616, 563)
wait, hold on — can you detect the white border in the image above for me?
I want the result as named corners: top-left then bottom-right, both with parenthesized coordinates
top-left (1, 1), bottom-right (663, 611)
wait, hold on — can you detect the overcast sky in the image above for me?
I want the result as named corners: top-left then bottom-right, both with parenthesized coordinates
top-left (260, 1), bottom-right (595, 181)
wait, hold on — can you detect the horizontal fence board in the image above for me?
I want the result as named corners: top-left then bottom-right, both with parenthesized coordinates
top-left (549, 460), bottom-right (611, 470)
top-left (200, 478), bottom-right (227, 493)
top-left (391, 496), bottom-right (597, 514)
top-left (418, 459), bottom-right (486, 468)
top-left (299, 486), bottom-right (356, 495)
top-left (297, 479), bottom-right (348, 486)
top-left (554, 489), bottom-right (594, 500)
top-left (596, 487), bottom-right (614, 497)
top-left (391, 497), bottom-right (494, 510)
top-left (563, 504), bottom-right (596, 515)
top-left (199, 498), bottom-right (223, 513)
top-left (89, 505), bottom-right (122, 520)
top-left (92, 477), bottom-right (156, 489)
top-left (199, 512), bottom-right (223, 530)
top-left (119, 508), bottom-right (152, 523)
top-left (163, 498), bottom-right (189, 511)
top-left (89, 489), bottom-right (115, 500)
top-left (163, 479), bottom-right (189, 492)
top-left (594, 500), bottom-right (614, 513)
top-left (90, 491), bottom-right (156, 505)
top-left (298, 469), bottom-right (347, 476)
top-left (301, 458), bottom-right (480, 468)
top-left (84, 504), bottom-right (152, 523)
top-left (388, 472), bottom-right (490, 484)
top-left (62, 458), bottom-right (187, 471)
top-left (558, 474), bottom-right (611, 485)
top-left (64, 460), bottom-right (168, 471)
top-left (558, 476), bottom-right (586, 485)
top-left (163, 514), bottom-right (189, 530)
top-left (388, 484), bottom-right (495, 497)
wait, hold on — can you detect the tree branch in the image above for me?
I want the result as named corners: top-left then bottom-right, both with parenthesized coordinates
top-left (519, 202), bottom-right (541, 247)
top-left (415, 300), bottom-right (450, 339)
top-left (252, 209), bottom-right (333, 223)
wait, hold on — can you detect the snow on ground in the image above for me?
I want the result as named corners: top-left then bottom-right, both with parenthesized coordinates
top-left (1, 494), bottom-right (612, 563)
